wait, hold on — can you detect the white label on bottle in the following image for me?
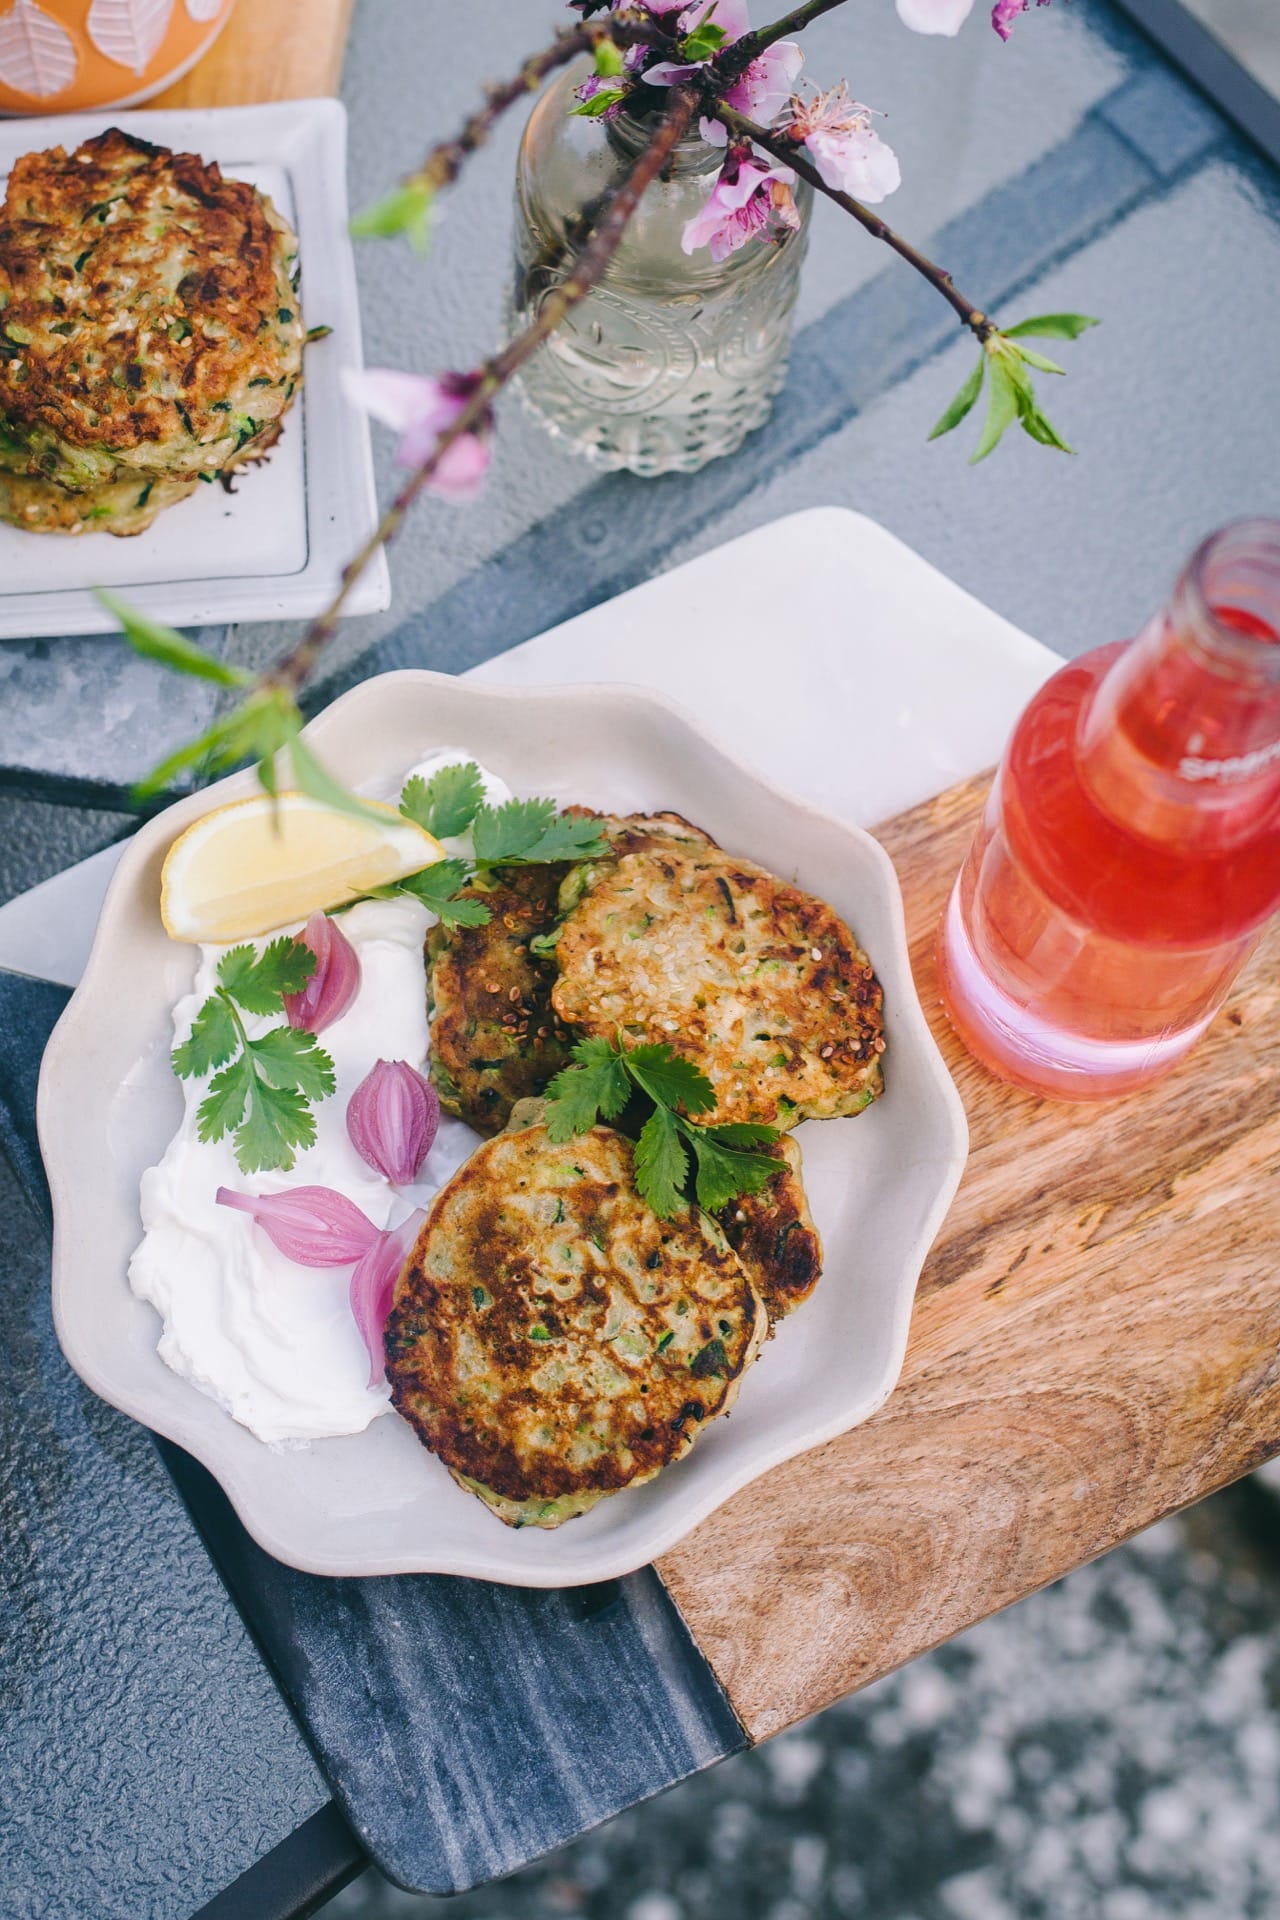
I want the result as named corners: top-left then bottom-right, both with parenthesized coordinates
top-left (1179, 738), bottom-right (1280, 782)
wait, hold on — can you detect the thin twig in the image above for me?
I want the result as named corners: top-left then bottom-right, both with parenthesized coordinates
top-left (271, 87), bottom-right (699, 696)
top-left (403, 12), bottom-right (674, 200)
top-left (718, 0), bottom-right (851, 82)
top-left (715, 102), bottom-right (997, 341)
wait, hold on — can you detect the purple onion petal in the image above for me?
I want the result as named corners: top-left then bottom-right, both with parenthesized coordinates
top-left (216, 1185), bottom-right (380, 1266)
top-left (351, 1211), bottom-right (425, 1386)
top-left (346, 1059), bottom-right (440, 1184)
top-left (282, 911), bottom-right (362, 1034)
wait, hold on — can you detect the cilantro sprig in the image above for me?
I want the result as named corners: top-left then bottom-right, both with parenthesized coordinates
top-left (543, 1034), bottom-right (782, 1220)
top-left (380, 761), bottom-right (610, 929)
top-left (172, 938), bottom-right (336, 1173)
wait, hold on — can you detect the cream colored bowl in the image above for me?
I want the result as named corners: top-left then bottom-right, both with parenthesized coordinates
top-left (40, 670), bottom-right (968, 1587)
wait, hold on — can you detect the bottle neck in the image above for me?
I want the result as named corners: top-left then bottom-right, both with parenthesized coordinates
top-left (1077, 519), bottom-right (1280, 845)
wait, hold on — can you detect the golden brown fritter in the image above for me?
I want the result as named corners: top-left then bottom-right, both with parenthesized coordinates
top-left (384, 1123), bottom-right (766, 1528)
top-left (0, 465), bottom-right (199, 535)
top-left (552, 841), bottom-right (886, 1128)
top-left (426, 863), bottom-right (577, 1138)
top-left (715, 1132), bottom-right (823, 1327)
top-left (424, 812), bottom-right (718, 1138)
top-left (0, 128), bottom-right (303, 498)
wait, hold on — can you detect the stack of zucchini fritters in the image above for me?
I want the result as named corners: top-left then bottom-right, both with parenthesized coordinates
top-left (385, 812), bottom-right (886, 1530)
top-left (0, 129), bottom-right (304, 537)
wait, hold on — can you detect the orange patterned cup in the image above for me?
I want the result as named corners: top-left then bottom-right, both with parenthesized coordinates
top-left (0, 0), bottom-right (236, 115)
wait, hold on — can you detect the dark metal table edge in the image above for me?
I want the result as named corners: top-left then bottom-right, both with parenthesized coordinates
top-left (1109, 0), bottom-right (1280, 169)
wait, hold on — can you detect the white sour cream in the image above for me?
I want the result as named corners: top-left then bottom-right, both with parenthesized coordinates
top-left (128, 752), bottom-right (510, 1445)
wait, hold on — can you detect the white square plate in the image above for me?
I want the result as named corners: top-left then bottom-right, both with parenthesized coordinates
top-left (39, 666), bottom-right (968, 1587)
top-left (0, 99), bottom-right (389, 639)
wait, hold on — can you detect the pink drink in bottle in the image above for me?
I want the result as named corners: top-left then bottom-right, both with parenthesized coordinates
top-left (938, 519), bottom-right (1280, 1100)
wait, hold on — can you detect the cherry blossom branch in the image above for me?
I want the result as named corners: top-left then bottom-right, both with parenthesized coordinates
top-left (269, 86), bottom-right (700, 697)
top-left (714, 101), bottom-right (997, 342)
top-left (395, 12), bottom-right (674, 202)
top-left (719, 0), bottom-right (852, 80)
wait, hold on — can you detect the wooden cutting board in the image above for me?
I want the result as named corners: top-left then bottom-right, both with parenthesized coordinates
top-left (658, 773), bottom-right (1280, 1743)
top-left (154, 0), bottom-right (355, 108)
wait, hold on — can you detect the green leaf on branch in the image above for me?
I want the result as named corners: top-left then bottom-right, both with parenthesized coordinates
top-left (131, 685), bottom-right (301, 804)
top-left (928, 352), bottom-right (986, 442)
top-left (97, 592), bottom-right (253, 687)
top-left (1013, 345), bottom-right (1066, 375)
top-left (570, 84), bottom-right (628, 117)
top-left (594, 37), bottom-right (625, 76)
top-left (290, 731), bottom-right (395, 828)
top-left (1002, 312), bottom-right (1100, 342)
top-left (350, 180), bottom-right (433, 254)
top-left (682, 15), bottom-right (728, 59)
top-left (970, 353), bottom-right (1021, 463)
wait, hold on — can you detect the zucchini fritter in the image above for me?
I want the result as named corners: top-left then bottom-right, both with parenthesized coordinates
top-left (424, 812), bottom-right (717, 1138)
top-left (716, 1133), bottom-right (823, 1326)
top-left (426, 864), bottom-right (576, 1138)
top-left (384, 1123), bottom-right (767, 1528)
top-left (0, 128), bottom-right (303, 522)
top-left (552, 841), bottom-right (886, 1128)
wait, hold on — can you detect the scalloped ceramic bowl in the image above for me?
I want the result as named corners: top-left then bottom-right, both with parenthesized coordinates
top-left (41, 670), bottom-right (968, 1587)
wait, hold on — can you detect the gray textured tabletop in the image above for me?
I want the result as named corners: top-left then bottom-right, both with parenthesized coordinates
top-left (2, 2), bottom-right (1278, 1917)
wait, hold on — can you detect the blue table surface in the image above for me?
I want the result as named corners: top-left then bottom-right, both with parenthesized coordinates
top-left (2, 2), bottom-right (1279, 1916)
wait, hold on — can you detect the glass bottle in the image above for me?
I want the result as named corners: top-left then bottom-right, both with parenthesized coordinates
top-left (508, 65), bottom-right (812, 477)
top-left (937, 519), bottom-right (1280, 1101)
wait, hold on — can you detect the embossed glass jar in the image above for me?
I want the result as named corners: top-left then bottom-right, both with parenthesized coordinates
top-left (509, 66), bottom-right (812, 477)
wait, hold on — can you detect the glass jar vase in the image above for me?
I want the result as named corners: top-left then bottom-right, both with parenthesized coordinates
top-left (509, 66), bottom-right (812, 477)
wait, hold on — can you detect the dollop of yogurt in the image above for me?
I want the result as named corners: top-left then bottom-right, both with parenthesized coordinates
top-left (128, 751), bottom-right (511, 1445)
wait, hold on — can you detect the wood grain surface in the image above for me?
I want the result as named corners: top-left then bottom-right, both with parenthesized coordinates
top-left (153, 0), bottom-right (355, 108)
top-left (657, 774), bottom-right (1280, 1743)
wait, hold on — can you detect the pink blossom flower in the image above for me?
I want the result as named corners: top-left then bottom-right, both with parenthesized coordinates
top-left (682, 150), bottom-right (800, 262)
top-left (895, 0), bottom-right (977, 32)
top-left (701, 37), bottom-right (804, 144)
top-left (342, 368), bottom-right (492, 502)
top-left (991, 0), bottom-right (1052, 38)
top-left (784, 84), bottom-right (901, 203)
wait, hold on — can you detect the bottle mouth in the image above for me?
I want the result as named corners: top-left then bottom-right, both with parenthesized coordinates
top-left (1178, 517), bottom-right (1280, 682)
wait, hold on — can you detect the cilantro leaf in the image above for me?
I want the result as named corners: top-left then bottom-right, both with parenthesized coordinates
top-left (633, 1106), bottom-right (690, 1219)
top-left (235, 1079), bottom-right (317, 1172)
top-left (543, 1038), bottom-right (630, 1142)
top-left (683, 1128), bottom-right (780, 1212)
top-left (218, 936), bottom-right (314, 1014)
top-left (196, 1053), bottom-right (254, 1143)
top-left (471, 796), bottom-right (558, 864)
top-left (395, 858), bottom-right (491, 928)
top-left (400, 763), bottom-right (486, 839)
top-left (172, 995), bottom-right (238, 1079)
top-left (698, 1121), bottom-right (780, 1150)
top-left (624, 1042), bottom-right (717, 1119)
top-left (247, 1027), bottom-right (336, 1102)
top-left (520, 814), bottom-right (611, 864)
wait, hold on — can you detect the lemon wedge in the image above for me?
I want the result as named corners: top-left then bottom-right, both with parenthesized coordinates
top-left (160, 791), bottom-right (445, 943)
